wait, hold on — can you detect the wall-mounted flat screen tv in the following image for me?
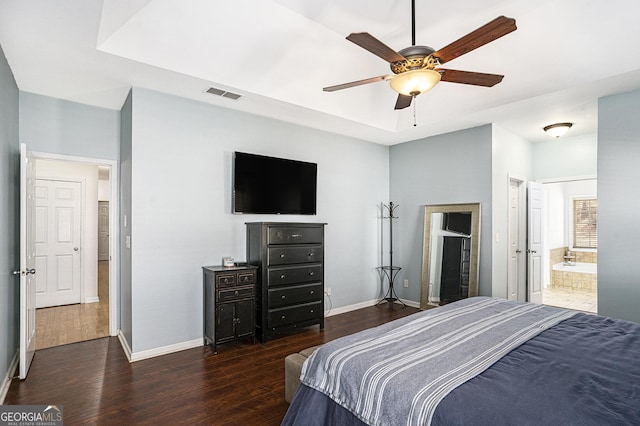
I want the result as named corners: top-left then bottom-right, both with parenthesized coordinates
top-left (233, 152), bottom-right (317, 215)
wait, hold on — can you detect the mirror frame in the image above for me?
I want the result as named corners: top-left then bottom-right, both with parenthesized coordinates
top-left (420, 203), bottom-right (482, 310)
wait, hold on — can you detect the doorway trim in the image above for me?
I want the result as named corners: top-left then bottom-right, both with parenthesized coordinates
top-left (32, 150), bottom-right (119, 337)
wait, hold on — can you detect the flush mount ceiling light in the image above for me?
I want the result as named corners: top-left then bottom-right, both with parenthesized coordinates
top-left (544, 122), bottom-right (573, 138)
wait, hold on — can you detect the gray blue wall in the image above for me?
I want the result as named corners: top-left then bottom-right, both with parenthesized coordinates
top-left (491, 125), bottom-right (533, 298)
top-left (126, 88), bottom-right (389, 353)
top-left (389, 125), bottom-right (493, 301)
top-left (119, 91), bottom-right (133, 348)
top-left (19, 91), bottom-right (119, 161)
top-left (597, 89), bottom-right (640, 322)
top-left (532, 133), bottom-right (597, 180)
top-left (0, 43), bottom-right (19, 395)
top-left (7, 75), bottom-right (640, 364)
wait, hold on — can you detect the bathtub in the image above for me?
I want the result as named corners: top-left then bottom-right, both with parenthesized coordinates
top-left (552, 262), bottom-right (597, 274)
top-left (551, 262), bottom-right (597, 290)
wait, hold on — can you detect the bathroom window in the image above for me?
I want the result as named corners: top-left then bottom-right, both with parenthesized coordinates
top-left (573, 198), bottom-right (597, 248)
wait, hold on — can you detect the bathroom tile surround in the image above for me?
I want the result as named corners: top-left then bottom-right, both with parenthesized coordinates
top-left (546, 246), bottom-right (597, 313)
top-left (550, 247), bottom-right (597, 291)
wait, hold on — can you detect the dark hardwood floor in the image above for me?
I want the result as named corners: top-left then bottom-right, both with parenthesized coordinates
top-left (6, 303), bottom-right (419, 425)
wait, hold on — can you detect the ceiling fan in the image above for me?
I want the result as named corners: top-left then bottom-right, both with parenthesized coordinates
top-left (323, 0), bottom-right (517, 111)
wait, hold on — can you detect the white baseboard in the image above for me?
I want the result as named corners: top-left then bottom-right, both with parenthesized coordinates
top-left (117, 331), bottom-right (202, 363)
top-left (0, 350), bottom-right (19, 404)
top-left (402, 299), bottom-right (420, 308)
top-left (326, 297), bottom-right (420, 317)
top-left (117, 330), bottom-right (132, 363)
top-left (112, 297), bottom-right (419, 363)
top-left (84, 296), bottom-right (100, 304)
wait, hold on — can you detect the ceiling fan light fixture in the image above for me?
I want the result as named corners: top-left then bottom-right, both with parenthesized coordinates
top-left (389, 69), bottom-right (441, 97)
top-left (543, 122), bottom-right (573, 138)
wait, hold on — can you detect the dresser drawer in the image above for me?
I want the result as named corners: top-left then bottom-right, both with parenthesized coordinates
top-left (268, 301), bottom-right (322, 328)
top-left (268, 282), bottom-right (322, 308)
top-left (268, 245), bottom-right (323, 266)
top-left (268, 226), bottom-right (323, 245)
top-left (218, 285), bottom-right (255, 302)
top-left (267, 264), bottom-right (323, 287)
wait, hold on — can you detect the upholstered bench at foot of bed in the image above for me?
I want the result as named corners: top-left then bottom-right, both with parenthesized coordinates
top-left (285, 345), bottom-right (322, 403)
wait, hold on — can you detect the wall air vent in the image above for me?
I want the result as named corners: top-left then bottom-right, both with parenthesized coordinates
top-left (205, 87), bottom-right (242, 100)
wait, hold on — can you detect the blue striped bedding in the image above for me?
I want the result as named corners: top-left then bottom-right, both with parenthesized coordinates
top-left (282, 297), bottom-right (640, 425)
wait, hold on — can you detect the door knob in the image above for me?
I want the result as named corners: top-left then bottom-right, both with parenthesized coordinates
top-left (516, 250), bottom-right (522, 253)
top-left (12, 269), bottom-right (36, 276)
top-left (74, 247), bottom-right (79, 251)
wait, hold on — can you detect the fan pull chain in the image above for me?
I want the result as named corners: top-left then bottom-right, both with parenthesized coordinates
top-left (413, 95), bottom-right (417, 127)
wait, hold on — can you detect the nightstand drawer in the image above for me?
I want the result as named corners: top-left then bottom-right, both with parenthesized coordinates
top-left (268, 226), bottom-right (323, 245)
top-left (216, 273), bottom-right (236, 287)
top-left (218, 285), bottom-right (255, 302)
top-left (268, 245), bottom-right (323, 266)
top-left (238, 272), bottom-right (255, 284)
top-left (268, 282), bottom-right (322, 308)
top-left (267, 264), bottom-right (323, 287)
top-left (268, 301), bottom-right (322, 328)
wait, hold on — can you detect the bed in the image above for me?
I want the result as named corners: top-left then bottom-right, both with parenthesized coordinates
top-left (282, 297), bottom-right (640, 425)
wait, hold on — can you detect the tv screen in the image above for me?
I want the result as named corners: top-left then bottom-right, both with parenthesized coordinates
top-left (233, 152), bottom-right (317, 215)
top-left (443, 212), bottom-right (472, 235)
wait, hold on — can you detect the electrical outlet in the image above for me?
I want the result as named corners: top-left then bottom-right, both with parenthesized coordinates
top-left (326, 287), bottom-right (332, 296)
top-left (403, 279), bottom-right (409, 288)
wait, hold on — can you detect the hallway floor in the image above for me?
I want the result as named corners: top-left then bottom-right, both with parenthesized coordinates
top-left (35, 261), bottom-right (109, 349)
top-left (543, 286), bottom-right (597, 313)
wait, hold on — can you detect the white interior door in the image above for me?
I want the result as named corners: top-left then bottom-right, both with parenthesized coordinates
top-left (18, 143), bottom-right (36, 379)
top-left (507, 180), bottom-right (520, 300)
top-left (35, 179), bottom-right (82, 308)
top-left (98, 201), bottom-right (109, 261)
top-left (528, 182), bottom-right (545, 304)
top-left (508, 178), bottom-right (527, 302)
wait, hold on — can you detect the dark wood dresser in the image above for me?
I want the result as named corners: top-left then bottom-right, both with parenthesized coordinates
top-left (202, 264), bottom-right (258, 353)
top-left (440, 236), bottom-right (471, 303)
top-left (246, 222), bottom-right (326, 343)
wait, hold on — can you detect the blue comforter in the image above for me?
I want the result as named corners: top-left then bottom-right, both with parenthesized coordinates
top-left (283, 298), bottom-right (640, 425)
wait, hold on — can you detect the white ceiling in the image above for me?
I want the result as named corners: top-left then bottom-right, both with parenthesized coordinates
top-left (1, 0), bottom-right (640, 145)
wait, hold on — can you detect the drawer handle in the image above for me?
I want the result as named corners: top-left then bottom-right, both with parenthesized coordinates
top-left (308, 252), bottom-right (314, 256)
top-left (235, 290), bottom-right (239, 296)
top-left (310, 310), bottom-right (314, 313)
top-left (281, 315), bottom-right (286, 320)
top-left (310, 290), bottom-right (314, 295)
top-left (280, 253), bottom-right (285, 258)
top-left (281, 295), bottom-right (286, 299)
top-left (309, 271), bottom-right (314, 276)
top-left (280, 274), bottom-right (286, 279)
top-left (291, 234), bottom-right (302, 238)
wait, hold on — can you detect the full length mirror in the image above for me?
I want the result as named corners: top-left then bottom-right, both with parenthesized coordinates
top-left (420, 203), bottom-right (481, 310)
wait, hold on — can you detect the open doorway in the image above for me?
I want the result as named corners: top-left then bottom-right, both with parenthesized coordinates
top-left (541, 178), bottom-right (597, 313)
top-left (31, 155), bottom-right (116, 349)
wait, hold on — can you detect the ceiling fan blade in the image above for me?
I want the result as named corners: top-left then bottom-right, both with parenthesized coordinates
top-left (394, 94), bottom-right (413, 110)
top-left (323, 75), bottom-right (389, 92)
top-left (438, 69), bottom-right (504, 87)
top-left (432, 16), bottom-right (517, 64)
top-left (346, 32), bottom-right (406, 63)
